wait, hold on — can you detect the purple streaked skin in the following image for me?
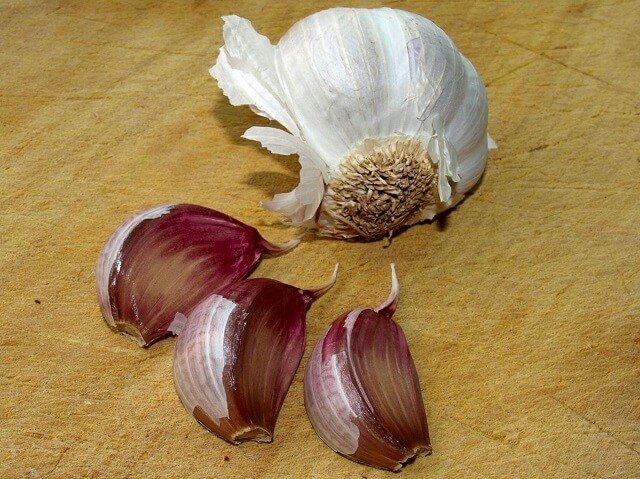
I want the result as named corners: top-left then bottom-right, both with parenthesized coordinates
top-left (304, 265), bottom-right (431, 471)
top-left (173, 268), bottom-right (337, 444)
top-left (96, 203), bottom-right (299, 347)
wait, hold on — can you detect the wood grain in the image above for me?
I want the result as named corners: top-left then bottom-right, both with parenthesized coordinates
top-left (1, 1), bottom-right (638, 478)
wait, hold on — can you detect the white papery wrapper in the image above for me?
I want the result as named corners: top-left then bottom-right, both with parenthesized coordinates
top-left (212, 8), bottom-right (495, 240)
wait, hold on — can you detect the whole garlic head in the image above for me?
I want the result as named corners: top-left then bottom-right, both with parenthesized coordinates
top-left (212, 7), bottom-right (494, 240)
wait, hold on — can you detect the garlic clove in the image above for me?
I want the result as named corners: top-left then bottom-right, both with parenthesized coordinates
top-left (304, 265), bottom-right (431, 471)
top-left (173, 266), bottom-right (338, 444)
top-left (348, 311), bottom-right (431, 460)
top-left (211, 8), bottom-right (492, 240)
top-left (96, 203), bottom-right (300, 347)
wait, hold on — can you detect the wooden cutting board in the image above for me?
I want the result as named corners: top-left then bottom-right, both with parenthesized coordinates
top-left (1, 1), bottom-right (638, 478)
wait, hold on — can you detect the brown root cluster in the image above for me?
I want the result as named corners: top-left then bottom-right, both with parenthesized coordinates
top-left (316, 138), bottom-right (438, 240)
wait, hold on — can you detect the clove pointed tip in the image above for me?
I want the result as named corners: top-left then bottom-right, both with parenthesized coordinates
top-left (374, 263), bottom-right (399, 316)
top-left (260, 234), bottom-right (303, 256)
top-left (304, 263), bottom-right (339, 302)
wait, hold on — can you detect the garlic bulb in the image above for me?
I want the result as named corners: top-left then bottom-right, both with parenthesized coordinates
top-left (211, 8), bottom-right (494, 240)
top-left (304, 265), bottom-right (431, 470)
top-left (96, 203), bottom-right (299, 347)
top-left (173, 267), bottom-right (337, 444)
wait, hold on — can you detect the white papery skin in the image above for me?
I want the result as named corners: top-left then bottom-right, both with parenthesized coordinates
top-left (212, 8), bottom-right (493, 240)
top-left (173, 295), bottom-right (238, 425)
top-left (304, 309), bottom-right (364, 455)
top-left (95, 204), bottom-right (174, 329)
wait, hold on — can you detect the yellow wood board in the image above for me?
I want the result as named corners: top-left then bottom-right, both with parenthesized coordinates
top-left (1, 1), bottom-right (638, 478)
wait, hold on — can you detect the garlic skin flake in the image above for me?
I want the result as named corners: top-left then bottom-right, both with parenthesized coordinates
top-left (96, 203), bottom-right (299, 347)
top-left (173, 267), bottom-right (337, 444)
top-left (211, 8), bottom-right (493, 240)
top-left (304, 265), bottom-right (431, 471)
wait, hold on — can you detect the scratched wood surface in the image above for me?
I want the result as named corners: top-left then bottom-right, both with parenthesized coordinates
top-left (1, 1), bottom-right (639, 478)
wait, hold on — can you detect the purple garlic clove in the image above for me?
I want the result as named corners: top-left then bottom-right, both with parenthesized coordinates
top-left (172, 266), bottom-right (338, 444)
top-left (96, 203), bottom-right (300, 347)
top-left (304, 265), bottom-right (431, 471)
